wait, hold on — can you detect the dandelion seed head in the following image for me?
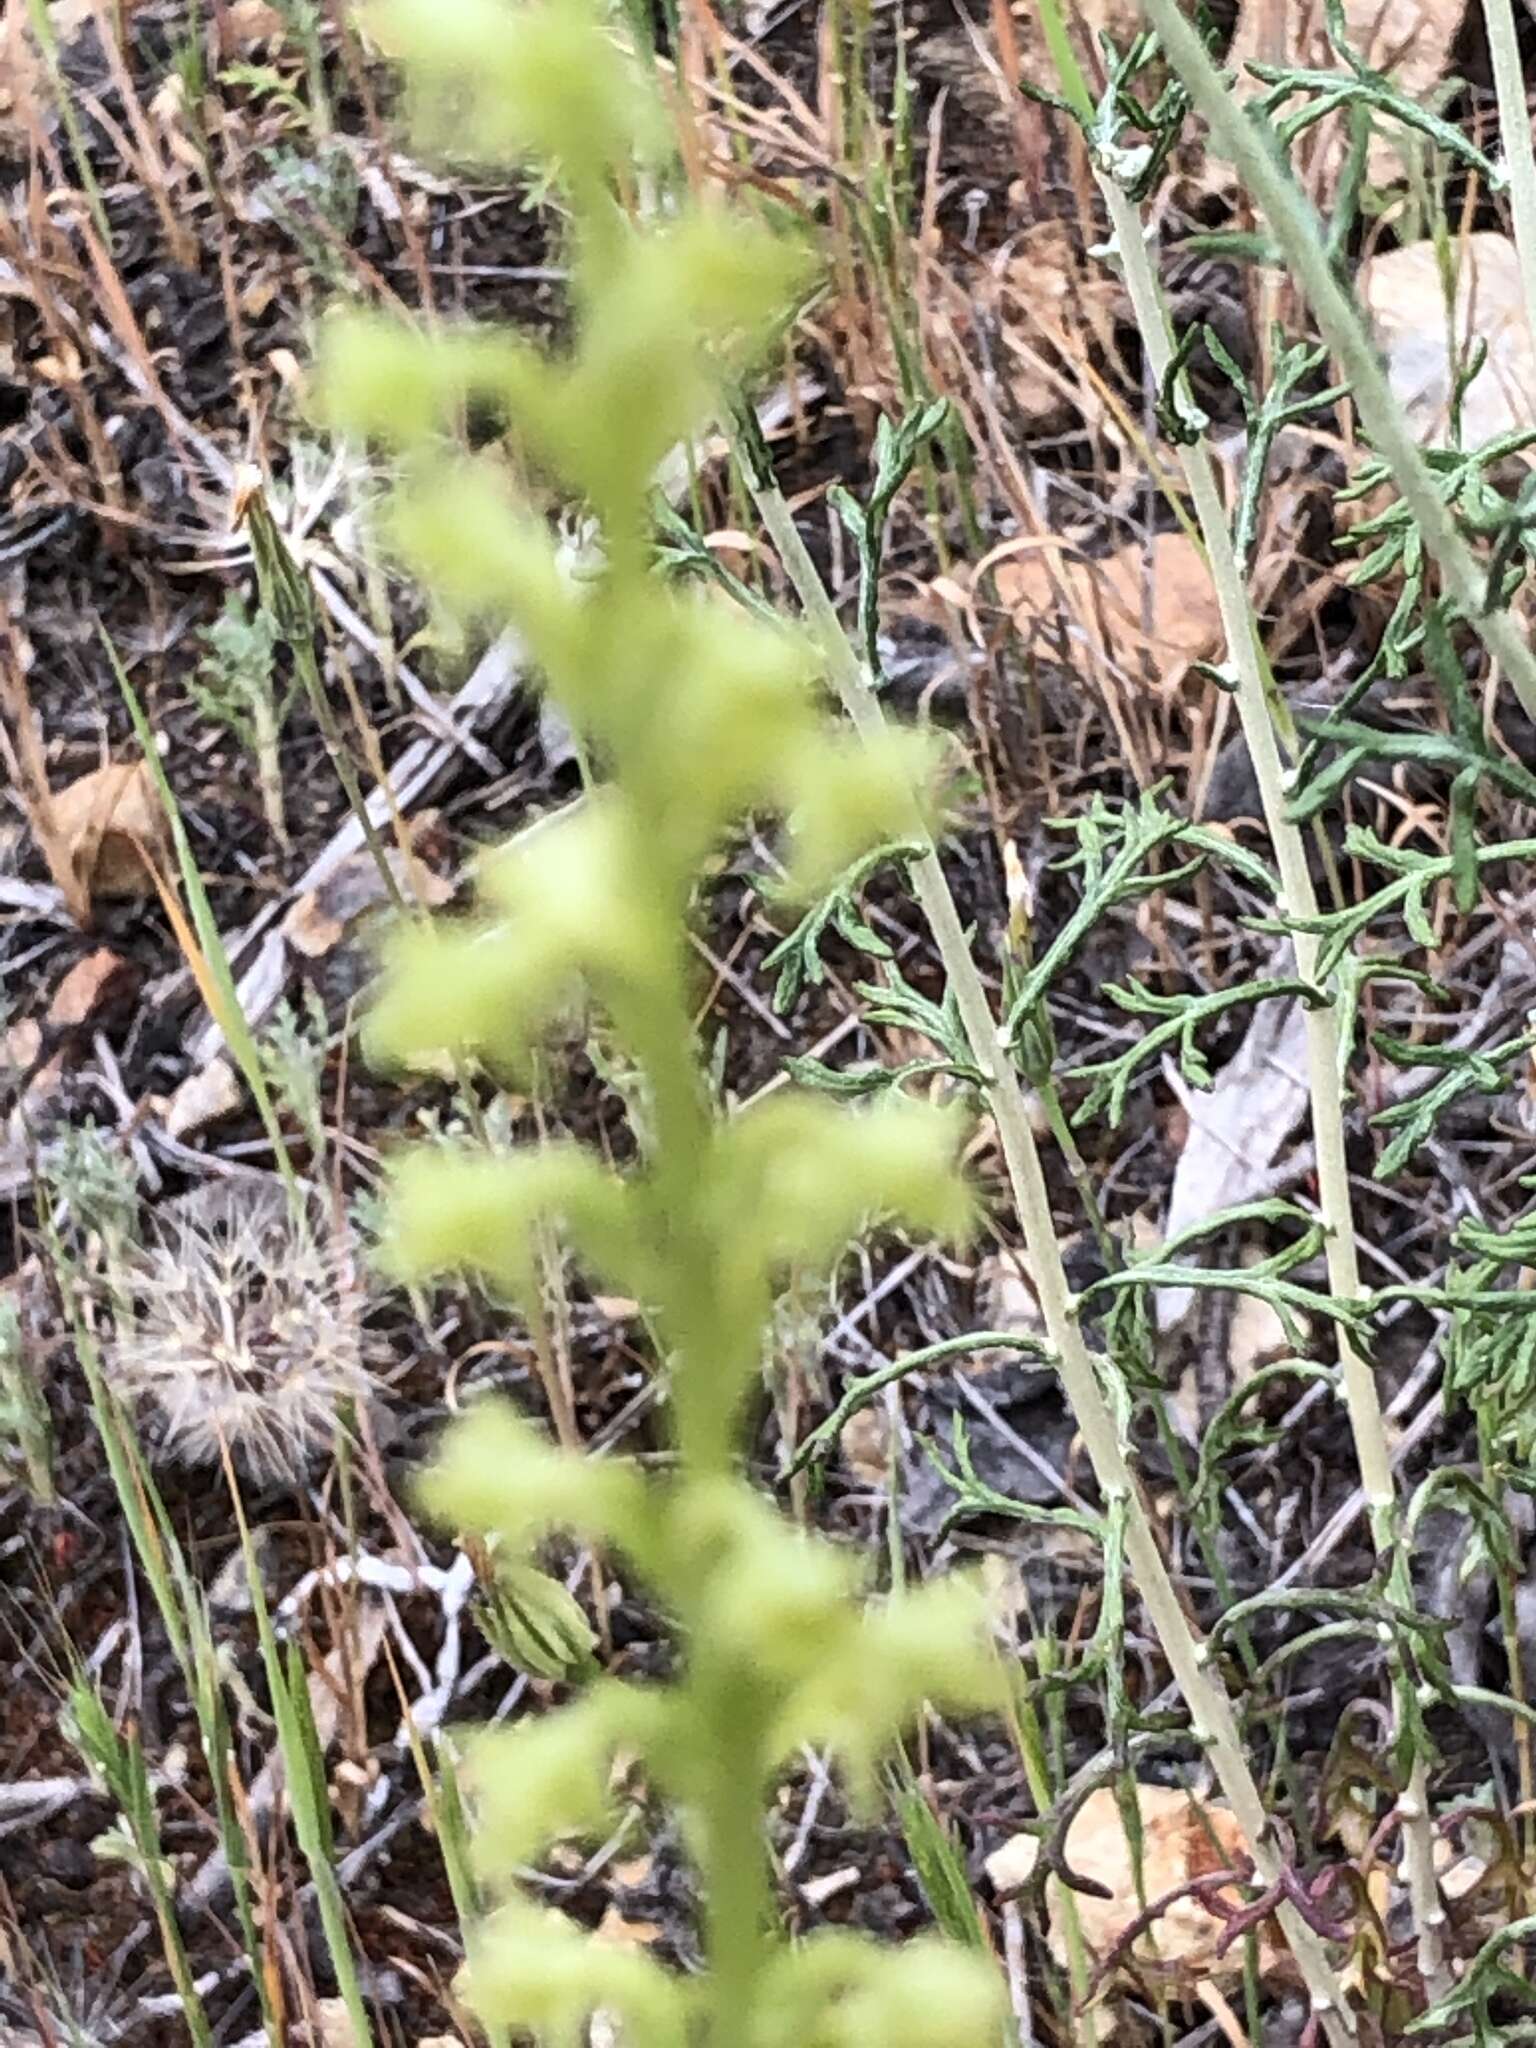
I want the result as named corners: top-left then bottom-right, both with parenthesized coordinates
top-left (106, 1183), bottom-right (377, 1481)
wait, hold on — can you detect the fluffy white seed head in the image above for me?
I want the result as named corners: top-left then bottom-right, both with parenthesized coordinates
top-left (106, 1182), bottom-right (377, 1481)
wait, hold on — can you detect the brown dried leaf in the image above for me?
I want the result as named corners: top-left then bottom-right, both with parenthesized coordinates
top-left (1229, 1246), bottom-right (1305, 1379)
top-left (839, 1404), bottom-right (889, 1487)
top-left (595, 1906), bottom-right (665, 1947)
top-left (1359, 233), bottom-right (1536, 450)
top-left (46, 947), bottom-right (136, 1031)
top-left (308, 2000), bottom-right (361, 2048)
top-left (1048, 1785), bottom-right (1276, 1984)
top-left (47, 762), bottom-right (169, 922)
top-left (225, 0), bottom-right (288, 45)
top-left (284, 837), bottom-right (455, 959)
top-left (993, 532), bottom-right (1222, 688)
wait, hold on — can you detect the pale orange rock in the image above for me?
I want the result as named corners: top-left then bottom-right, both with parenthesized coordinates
top-left (1359, 233), bottom-right (1536, 451)
top-left (993, 532), bottom-right (1221, 688)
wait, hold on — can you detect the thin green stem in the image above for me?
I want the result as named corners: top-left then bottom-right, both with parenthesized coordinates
top-left (1137, 0), bottom-right (1536, 726)
top-left (1099, 166), bottom-right (1448, 2002)
top-left (743, 463), bottom-right (1356, 2042)
top-left (1482, 0), bottom-right (1536, 334)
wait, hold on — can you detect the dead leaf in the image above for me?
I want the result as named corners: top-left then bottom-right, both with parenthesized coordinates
top-left (162, 1057), bottom-right (242, 1140)
top-left (1, 1021), bottom-right (41, 1083)
top-left (46, 0), bottom-right (100, 44)
top-left (46, 947), bottom-right (136, 1031)
top-left (592, 1294), bottom-right (640, 1322)
top-left (838, 1404), bottom-right (889, 1487)
top-left (595, 1906), bottom-right (664, 1947)
top-left (966, 222), bottom-right (1118, 432)
top-left (308, 1999), bottom-right (360, 2048)
top-left (225, 0), bottom-right (287, 46)
top-left (284, 837), bottom-right (454, 958)
top-left (1156, 985), bottom-right (1310, 1332)
top-left (1048, 1785), bottom-right (1274, 1985)
top-left (1359, 234), bottom-right (1536, 450)
top-left (47, 763), bottom-right (168, 922)
top-left (992, 533), bottom-right (1222, 689)
top-left (1229, 1246), bottom-right (1306, 1377)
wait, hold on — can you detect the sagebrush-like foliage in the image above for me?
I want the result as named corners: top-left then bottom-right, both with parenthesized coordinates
top-left (326, 4), bottom-right (1007, 2042)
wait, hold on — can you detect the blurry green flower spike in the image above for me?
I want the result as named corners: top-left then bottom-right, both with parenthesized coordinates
top-left (351, 0), bottom-right (1001, 2036)
top-left (782, 725), bottom-right (947, 897)
top-left (718, 1094), bottom-right (973, 1283)
top-left (314, 317), bottom-right (549, 449)
top-left (466, 1899), bottom-right (690, 2048)
top-left (385, 465), bottom-right (580, 653)
top-left (367, 0), bottom-right (666, 174)
top-left (466, 1681), bottom-right (668, 1871)
top-left (417, 1401), bottom-right (650, 1549)
top-left (776, 1578), bottom-right (1003, 1789)
top-left (381, 1142), bottom-right (630, 1303)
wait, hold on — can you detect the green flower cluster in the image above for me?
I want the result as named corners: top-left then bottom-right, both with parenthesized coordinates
top-left (321, 3), bottom-right (1008, 2043)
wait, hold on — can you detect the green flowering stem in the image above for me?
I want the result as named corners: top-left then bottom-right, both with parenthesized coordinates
top-left (1095, 153), bottom-right (1448, 2003)
top-left (741, 458), bottom-right (1357, 2041)
top-left (1136, 0), bottom-right (1536, 727)
top-left (344, 11), bottom-right (1022, 2046)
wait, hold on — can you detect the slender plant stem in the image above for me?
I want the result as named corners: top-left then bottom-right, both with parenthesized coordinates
top-left (742, 466), bottom-right (1356, 2041)
top-left (1137, 0), bottom-right (1536, 726)
top-left (1481, 0), bottom-right (1536, 329)
top-left (1099, 167), bottom-right (1449, 2002)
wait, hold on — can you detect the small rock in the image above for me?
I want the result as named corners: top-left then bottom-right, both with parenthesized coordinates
top-left (983, 1833), bottom-right (1040, 1897)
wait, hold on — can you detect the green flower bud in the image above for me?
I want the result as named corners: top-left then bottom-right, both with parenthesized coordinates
top-left (479, 1559), bottom-right (598, 1683)
top-left (417, 1402), bottom-right (650, 1552)
top-left (465, 1680), bottom-right (666, 1873)
top-left (368, 0), bottom-right (666, 176)
top-left (465, 1898), bottom-right (690, 2048)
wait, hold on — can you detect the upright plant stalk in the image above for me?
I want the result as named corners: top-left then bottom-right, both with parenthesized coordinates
top-left (331, 12), bottom-right (1034, 2048)
top-left (1136, 0), bottom-right (1536, 726)
top-left (1095, 172), bottom-right (1449, 1999)
top-left (1480, 0), bottom-right (1536, 334)
top-left (740, 466), bottom-right (1356, 2041)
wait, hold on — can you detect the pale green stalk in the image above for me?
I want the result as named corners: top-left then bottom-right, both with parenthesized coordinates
top-left (1136, 0), bottom-right (1536, 725)
top-left (1481, 0), bottom-right (1536, 335)
top-left (743, 472), bottom-right (1356, 2042)
top-left (1099, 167), bottom-right (1449, 1999)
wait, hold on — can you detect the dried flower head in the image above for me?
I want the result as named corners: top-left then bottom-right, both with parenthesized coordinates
top-left (106, 1179), bottom-right (377, 1480)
